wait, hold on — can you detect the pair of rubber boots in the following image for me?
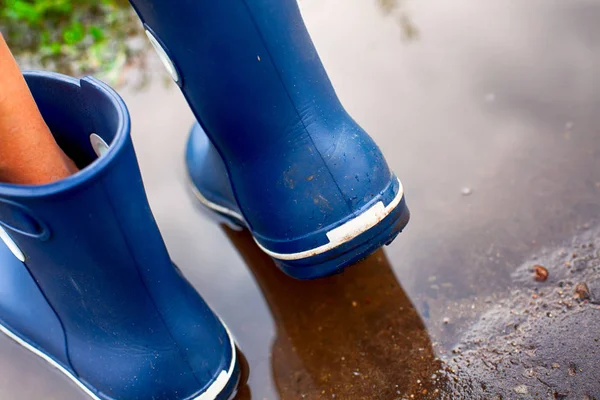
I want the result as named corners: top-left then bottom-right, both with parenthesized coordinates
top-left (0, 1), bottom-right (408, 399)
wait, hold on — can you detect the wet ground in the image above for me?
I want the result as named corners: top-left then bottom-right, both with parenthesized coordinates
top-left (1, 0), bottom-right (599, 398)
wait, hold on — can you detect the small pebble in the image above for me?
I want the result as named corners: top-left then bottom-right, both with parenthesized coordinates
top-left (443, 317), bottom-right (450, 324)
top-left (587, 279), bottom-right (600, 304)
top-left (461, 187), bottom-right (473, 196)
top-left (513, 384), bottom-right (528, 394)
top-left (533, 265), bottom-right (549, 282)
top-left (575, 282), bottom-right (590, 300)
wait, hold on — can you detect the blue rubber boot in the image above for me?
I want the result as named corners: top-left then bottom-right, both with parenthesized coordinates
top-left (0, 71), bottom-right (239, 400)
top-left (129, 0), bottom-right (410, 279)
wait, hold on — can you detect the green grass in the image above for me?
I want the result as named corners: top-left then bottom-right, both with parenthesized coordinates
top-left (1, 0), bottom-right (147, 83)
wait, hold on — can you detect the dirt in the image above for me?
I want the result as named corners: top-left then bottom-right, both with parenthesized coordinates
top-left (438, 227), bottom-right (600, 399)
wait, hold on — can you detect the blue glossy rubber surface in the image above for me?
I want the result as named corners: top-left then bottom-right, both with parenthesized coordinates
top-left (187, 123), bottom-right (410, 279)
top-left (0, 72), bottom-right (236, 400)
top-left (130, 0), bottom-right (406, 271)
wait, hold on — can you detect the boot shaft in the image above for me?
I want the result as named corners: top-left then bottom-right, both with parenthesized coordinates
top-left (0, 72), bottom-right (171, 330)
top-left (129, 0), bottom-right (349, 163)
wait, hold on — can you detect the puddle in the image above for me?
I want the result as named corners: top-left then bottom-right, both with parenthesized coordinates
top-left (0, 0), bottom-right (599, 398)
top-left (225, 231), bottom-right (445, 399)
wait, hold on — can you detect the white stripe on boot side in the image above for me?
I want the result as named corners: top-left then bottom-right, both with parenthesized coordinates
top-left (189, 181), bottom-right (246, 225)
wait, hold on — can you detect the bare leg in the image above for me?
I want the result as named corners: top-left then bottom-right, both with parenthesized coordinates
top-left (0, 34), bottom-right (77, 185)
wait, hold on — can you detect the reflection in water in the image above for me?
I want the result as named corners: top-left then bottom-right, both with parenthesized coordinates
top-left (235, 348), bottom-right (252, 400)
top-left (226, 228), bottom-right (444, 399)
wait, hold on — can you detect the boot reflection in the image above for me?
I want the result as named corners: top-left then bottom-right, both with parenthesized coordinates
top-left (234, 348), bottom-right (252, 400)
top-left (225, 228), bottom-right (440, 399)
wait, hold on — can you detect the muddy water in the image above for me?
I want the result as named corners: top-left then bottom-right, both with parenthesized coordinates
top-left (0, 0), bottom-right (599, 398)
